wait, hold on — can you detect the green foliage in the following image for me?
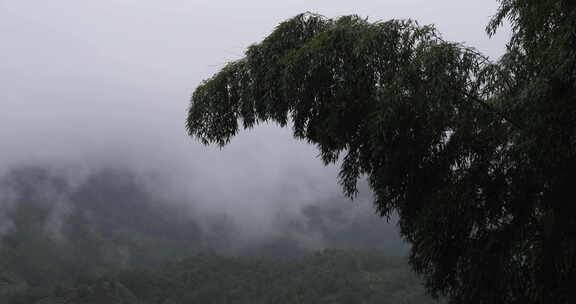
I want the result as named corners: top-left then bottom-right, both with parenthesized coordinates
top-left (114, 250), bottom-right (435, 304)
top-left (6, 250), bottom-right (438, 304)
top-left (186, 1), bottom-right (576, 303)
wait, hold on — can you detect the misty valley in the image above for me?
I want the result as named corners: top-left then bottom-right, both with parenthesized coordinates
top-left (2, 0), bottom-right (575, 302)
top-left (0, 166), bottom-right (434, 303)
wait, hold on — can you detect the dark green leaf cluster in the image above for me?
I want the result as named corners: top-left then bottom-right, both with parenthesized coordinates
top-left (186, 1), bottom-right (576, 303)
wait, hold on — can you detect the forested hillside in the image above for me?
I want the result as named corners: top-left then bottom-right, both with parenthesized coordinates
top-left (0, 166), bottom-right (433, 303)
top-left (8, 251), bottom-right (436, 304)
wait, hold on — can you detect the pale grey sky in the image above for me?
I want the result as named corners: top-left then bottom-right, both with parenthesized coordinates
top-left (0, 0), bottom-right (510, 245)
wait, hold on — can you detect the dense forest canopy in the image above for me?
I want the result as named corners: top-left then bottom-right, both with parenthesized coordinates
top-left (0, 166), bottom-right (423, 303)
top-left (6, 250), bottom-right (436, 304)
top-left (186, 0), bottom-right (576, 303)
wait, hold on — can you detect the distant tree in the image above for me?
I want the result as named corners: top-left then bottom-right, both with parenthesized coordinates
top-left (186, 0), bottom-right (576, 303)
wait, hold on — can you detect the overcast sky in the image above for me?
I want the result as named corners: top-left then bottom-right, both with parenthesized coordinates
top-left (0, 0), bottom-right (510, 246)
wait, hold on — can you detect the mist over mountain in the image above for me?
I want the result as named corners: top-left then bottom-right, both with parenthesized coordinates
top-left (0, 1), bottom-right (510, 303)
top-left (0, 164), bottom-right (416, 303)
top-left (0, 163), bottom-right (407, 277)
top-left (0, 0), bottom-right (503, 269)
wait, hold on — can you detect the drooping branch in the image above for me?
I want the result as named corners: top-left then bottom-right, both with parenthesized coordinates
top-left (187, 4), bottom-right (576, 303)
top-left (187, 14), bottom-right (509, 148)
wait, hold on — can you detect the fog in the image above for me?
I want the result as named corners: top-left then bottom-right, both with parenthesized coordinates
top-left (0, 0), bottom-right (510, 254)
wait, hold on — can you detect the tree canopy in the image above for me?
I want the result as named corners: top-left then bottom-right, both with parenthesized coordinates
top-left (186, 1), bottom-right (576, 303)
